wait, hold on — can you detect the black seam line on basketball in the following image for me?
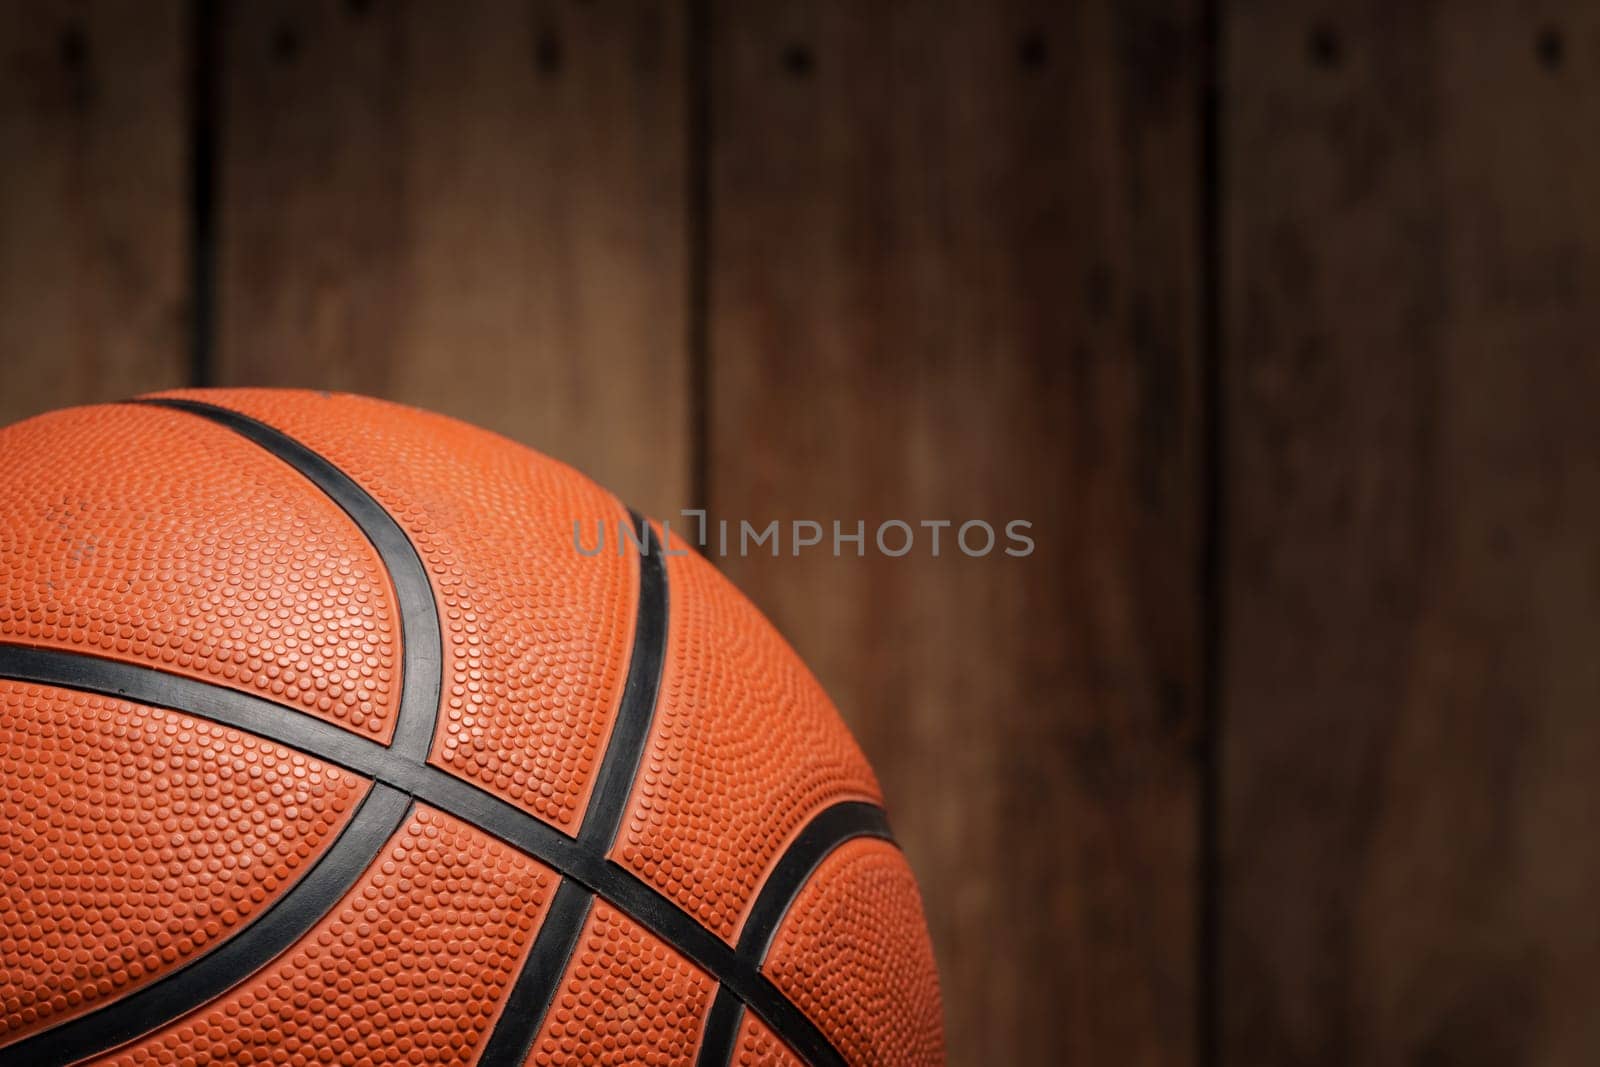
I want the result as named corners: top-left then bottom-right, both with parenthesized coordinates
top-left (128, 397), bottom-right (444, 761)
top-left (474, 880), bottom-right (594, 1067)
top-left (697, 992), bottom-right (749, 1067)
top-left (695, 801), bottom-right (894, 1067)
top-left (0, 645), bottom-right (857, 1067)
top-left (579, 508), bottom-right (667, 851)
top-left (736, 802), bottom-right (893, 960)
top-left (0, 785), bottom-right (412, 1067)
top-left (477, 511), bottom-right (665, 1065)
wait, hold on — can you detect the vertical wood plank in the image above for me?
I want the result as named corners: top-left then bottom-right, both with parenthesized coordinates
top-left (1225, 3), bottom-right (1600, 1063)
top-left (214, 0), bottom-right (689, 517)
top-left (709, 2), bottom-right (1203, 1063)
top-left (0, 0), bottom-right (189, 426)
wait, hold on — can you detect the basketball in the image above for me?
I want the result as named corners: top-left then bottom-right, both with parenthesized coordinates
top-left (0, 390), bottom-right (944, 1066)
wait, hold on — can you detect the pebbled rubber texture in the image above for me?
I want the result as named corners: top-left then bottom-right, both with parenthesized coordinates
top-left (136, 398), bottom-right (445, 763)
top-left (474, 880), bottom-right (593, 1067)
top-left (696, 802), bottom-right (893, 1067)
top-left (0, 389), bottom-right (944, 1066)
top-left (88, 806), bottom-right (560, 1067)
top-left (477, 516), bottom-right (668, 1067)
top-left (526, 900), bottom-right (716, 1066)
top-left (4, 785), bottom-right (411, 1067)
top-left (0, 682), bottom-right (363, 1044)
top-left (732, 1015), bottom-right (806, 1067)
top-left (614, 530), bottom-right (882, 942)
top-left (0, 403), bottom-right (401, 740)
top-left (152, 389), bottom-right (637, 834)
top-left (763, 839), bottom-right (945, 1067)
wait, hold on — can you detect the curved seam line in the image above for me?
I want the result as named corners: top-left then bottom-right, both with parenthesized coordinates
top-left (4, 396), bottom-right (447, 1064)
top-left (696, 802), bottom-right (895, 1067)
top-left (577, 509), bottom-right (668, 850)
top-left (21, 398), bottom-right (867, 1066)
top-left (473, 880), bottom-right (595, 1067)
top-left (128, 397), bottom-right (445, 761)
top-left (477, 510), bottom-right (668, 1067)
top-left (0, 645), bottom-right (869, 1066)
top-left (0, 786), bottom-right (412, 1067)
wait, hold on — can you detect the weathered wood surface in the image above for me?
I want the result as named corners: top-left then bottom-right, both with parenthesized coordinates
top-left (709, 3), bottom-right (1203, 1063)
top-left (214, 0), bottom-right (691, 517)
top-left (0, 0), bottom-right (188, 426)
top-left (1224, 3), bottom-right (1600, 1063)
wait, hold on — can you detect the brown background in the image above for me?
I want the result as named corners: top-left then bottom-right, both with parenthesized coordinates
top-left (3, 2), bottom-right (1598, 1064)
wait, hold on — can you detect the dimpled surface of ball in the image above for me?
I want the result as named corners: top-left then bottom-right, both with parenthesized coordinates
top-left (0, 683), bottom-right (362, 1043)
top-left (0, 389), bottom-right (945, 1066)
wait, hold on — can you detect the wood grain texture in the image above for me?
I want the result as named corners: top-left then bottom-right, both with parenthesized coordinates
top-left (708, 3), bottom-right (1202, 1063)
top-left (214, 0), bottom-right (690, 517)
top-left (0, 0), bottom-right (188, 427)
top-left (1224, 3), bottom-right (1600, 1064)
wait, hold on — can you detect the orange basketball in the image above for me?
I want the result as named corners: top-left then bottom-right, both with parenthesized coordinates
top-left (0, 390), bottom-right (944, 1066)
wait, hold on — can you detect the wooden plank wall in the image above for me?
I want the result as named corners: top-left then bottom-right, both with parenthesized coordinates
top-left (212, 0), bottom-right (690, 518)
top-left (3, 1), bottom-right (1599, 1064)
top-left (708, 3), bottom-right (1200, 1064)
top-left (0, 0), bottom-right (189, 426)
top-left (1224, 3), bottom-right (1600, 1065)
